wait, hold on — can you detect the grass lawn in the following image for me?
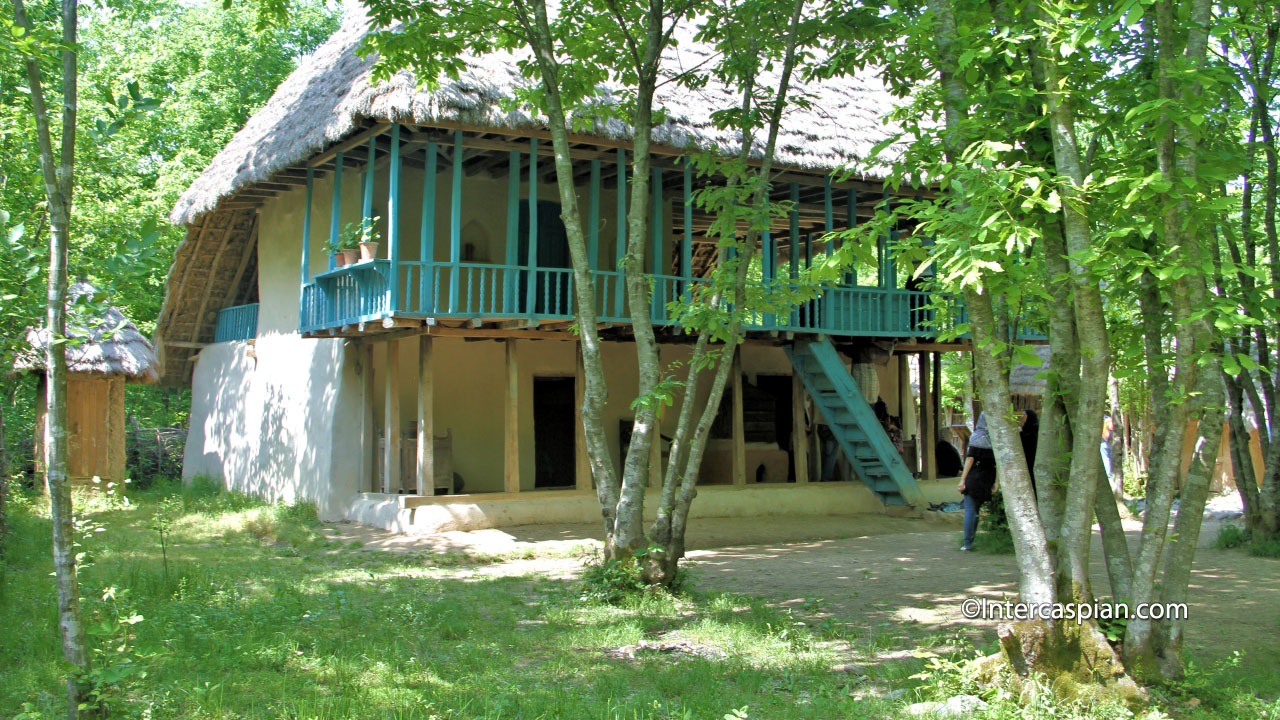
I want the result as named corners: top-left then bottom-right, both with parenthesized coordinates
top-left (1, 480), bottom-right (1274, 719)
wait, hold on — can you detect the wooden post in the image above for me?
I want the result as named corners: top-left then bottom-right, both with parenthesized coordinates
top-left (650, 166), bottom-right (663, 320)
top-left (416, 335), bottom-right (434, 496)
top-left (363, 342), bottom-right (376, 492)
top-left (504, 339), bottom-right (520, 493)
top-left (450, 130), bottom-right (463, 312)
top-left (919, 351), bottom-right (936, 481)
top-left (792, 373), bottom-right (809, 484)
top-left (383, 339), bottom-right (401, 494)
top-left (525, 138), bottom-right (539, 315)
top-left (933, 351), bottom-right (943, 441)
top-left (108, 376), bottom-right (125, 482)
top-left (615, 148), bottom-right (626, 316)
top-left (732, 348), bottom-right (746, 486)
top-left (504, 149), bottom-right (519, 312)
top-left (328, 151), bottom-right (343, 270)
top-left (681, 162), bottom-right (692, 299)
top-left (588, 159), bottom-right (601, 272)
top-left (422, 141), bottom-right (437, 312)
top-left (300, 168), bottom-right (313, 290)
top-left (575, 346), bottom-right (591, 491)
top-left (846, 188), bottom-right (858, 286)
top-left (387, 124), bottom-right (401, 314)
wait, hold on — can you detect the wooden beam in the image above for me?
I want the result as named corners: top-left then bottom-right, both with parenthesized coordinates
top-left (792, 373), bottom-right (809, 483)
top-left (425, 326), bottom-right (576, 341)
top-left (363, 342), bottom-right (376, 492)
top-left (732, 348), bottom-right (745, 486)
top-left (163, 340), bottom-right (208, 349)
top-left (575, 345), bottom-right (591, 491)
top-left (383, 339), bottom-right (402, 494)
top-left (308, 122), bottom-right (393, 168)
top-left (504, 339), bottom-right (521, 494)
top-left (417, 336), bottom-right (434, 496)
top-left (919, 351), bottom-right (936, 482)
top-left (893, 342), bottom-right (972, 353)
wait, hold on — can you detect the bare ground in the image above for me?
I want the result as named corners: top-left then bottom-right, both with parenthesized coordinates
top-left (323, 508), bottom-right (1280, 677)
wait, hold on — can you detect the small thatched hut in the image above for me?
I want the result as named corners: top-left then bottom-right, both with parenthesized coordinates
top-left (13, 281), bottom-right (160, 483)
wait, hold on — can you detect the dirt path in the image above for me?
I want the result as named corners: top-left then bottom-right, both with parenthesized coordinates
top-left (325, 511), bottom-right (1280, 677)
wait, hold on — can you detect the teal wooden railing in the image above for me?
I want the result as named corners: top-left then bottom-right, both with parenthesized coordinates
top-left (293, 125), bottom-right (1033, 340)
top-left (214, 303), bottom-right (259, 342)
top-left (296, 260), bottom-right (980, 338)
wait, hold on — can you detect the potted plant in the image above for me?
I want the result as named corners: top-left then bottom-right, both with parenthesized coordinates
top-left (322, 234), bottom-right (359, 267)
top-left (354, 215), bottom-right (381, 262)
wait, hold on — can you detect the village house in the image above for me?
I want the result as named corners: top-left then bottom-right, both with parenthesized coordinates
top-left (154, 15), bottom-right (981, 534)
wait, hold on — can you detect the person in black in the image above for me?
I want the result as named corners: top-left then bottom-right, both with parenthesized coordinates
top-left (936, 440), bottom-right (964, 477)
top-left (1020, 408), bottom-right (1039, 498)
top-left (957, 412), bottom-right (998, 551)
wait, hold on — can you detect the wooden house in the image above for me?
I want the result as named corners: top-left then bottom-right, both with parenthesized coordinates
top-left (153, 15), bottom-right (1011, 533)
top-left (15, 282), bottom-right (160, 484)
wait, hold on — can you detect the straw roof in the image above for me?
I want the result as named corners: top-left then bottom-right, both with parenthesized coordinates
top-left (156, 12), bottom-right (909, 385)
top-left (14, 282), bottom-right (160, 384)
top-left (169, 13), bottom-right (905, 227)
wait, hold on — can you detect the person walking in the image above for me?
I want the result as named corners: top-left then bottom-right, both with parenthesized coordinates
top-left (957, 411), bottom-right (998, 551)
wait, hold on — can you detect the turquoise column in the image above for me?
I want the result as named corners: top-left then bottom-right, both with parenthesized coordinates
top-left (847, 188), bottom-right (858, 286)
top-left (504, 150), bottom-right (520, 313)
top-left (328, 152), bottom-right (343, 270)
top-left (615, 148), bottom-right (626, 318)
top-left (301, 169), bottom-right (314, 287)
top-left (450, 130), bottom-right (463, 312)
top-left (300, 168), bottom-right (314, 328)
top-left (682, 162), bottom-right (693, 300)
top-left (421, 141), bottom-right (437, 312)
top-left (362, 137), bottom-right (375, 222)
top-left (387, 124), bottom-right (401, 315)
top-left (650, 166), bottom-right (663, 320)
top-left (588, 158), bottom-right (601, 272)
top-left (823, 176), bottom-right (834, 253)
top-left (526, 137), bottom-right (539, 315)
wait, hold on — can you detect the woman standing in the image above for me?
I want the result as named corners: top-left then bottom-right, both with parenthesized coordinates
top-left (957, 412), bottom-right (999, 551)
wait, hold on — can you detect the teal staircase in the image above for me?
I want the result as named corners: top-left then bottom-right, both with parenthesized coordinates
top-left (785, 338), bottom-right (927, 507)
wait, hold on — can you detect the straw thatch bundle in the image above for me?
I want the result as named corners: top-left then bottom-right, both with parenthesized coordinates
top-left (170, 11), bottom-right (905, 226)
top-left (14, 281), bottom-right (160, 384)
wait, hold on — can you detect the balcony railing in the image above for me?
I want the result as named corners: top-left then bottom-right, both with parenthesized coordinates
top-left (296, 260), bottom-right (984, 338)
top-left (213, 303), bottom-right (259, 342)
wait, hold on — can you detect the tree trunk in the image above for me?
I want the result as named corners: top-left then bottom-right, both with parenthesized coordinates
top-left (647, 0), bottom-right (807, 585)
top-left (14, 0), bottom-right (89, 713)
top-left (1032, 211), bottom-right (1074, 541)
top-left (521, 0), bottom-right (622, 546)
top-left (1030, 1), bottom-right (1111, 605)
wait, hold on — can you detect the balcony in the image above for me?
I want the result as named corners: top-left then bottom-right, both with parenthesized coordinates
top-left (298, 260), bottom-right (962, 338)
top-left (213, 303), bottom-right (259, 342)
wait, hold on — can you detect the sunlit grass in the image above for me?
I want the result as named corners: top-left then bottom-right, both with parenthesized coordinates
top-left (1, 480), bottom-right (1276, 719)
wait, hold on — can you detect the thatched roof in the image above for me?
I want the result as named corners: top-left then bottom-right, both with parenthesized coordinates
top-left (156, 13), bottom-right (909, 385)
top-left (14, 282), bottom-right (160, 384)
top-left (1008, 345), bottom-right (1052, 396)
top-left (169, 12), bottom-right (905, 226)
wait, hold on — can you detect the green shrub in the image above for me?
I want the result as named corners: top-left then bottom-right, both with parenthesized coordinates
top-left (1213, 523), bottom-right (1251, 550)
top-left (580, 554), bottom-right (645, 604)
top-left (1247, 534), bottom-right (1280, 559)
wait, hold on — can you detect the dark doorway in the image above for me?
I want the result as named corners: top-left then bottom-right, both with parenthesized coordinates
top-left (534, 377), bottom-right (576, 488)
top-left (518, 200), bottom-right (572, 315)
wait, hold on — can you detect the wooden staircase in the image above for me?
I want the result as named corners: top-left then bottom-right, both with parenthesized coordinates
top-left (785, 338), bottom-right (927, 507)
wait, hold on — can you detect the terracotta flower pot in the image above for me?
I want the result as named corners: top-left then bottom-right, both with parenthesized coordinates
top-left (341, 249), bottom-right (359, 266)
top-left (359, 242), bottom-right (380, 262)
top-left (334, 252), bottom-right (349, 268)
